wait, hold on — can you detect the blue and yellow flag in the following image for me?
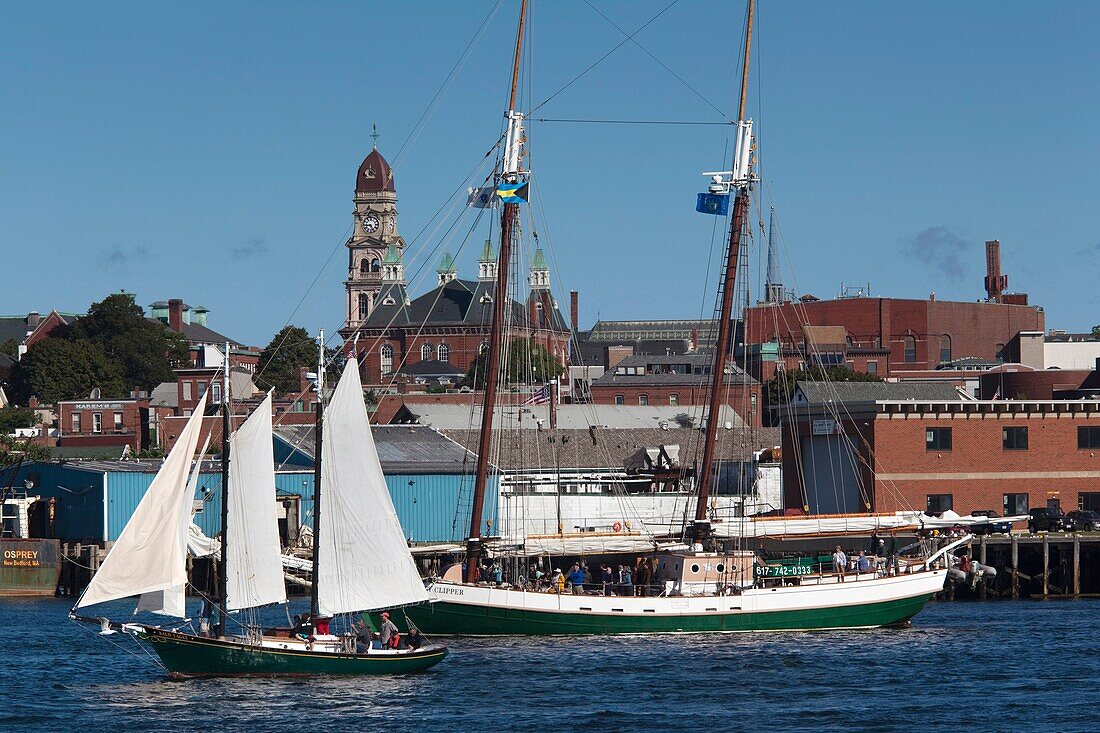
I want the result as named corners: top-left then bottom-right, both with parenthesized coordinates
top-left (496, 182), bottom-right (529, 204)
top-left (696, 192), bottom-right (730, 216)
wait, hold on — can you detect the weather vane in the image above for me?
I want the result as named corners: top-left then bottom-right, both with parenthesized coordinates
top-left (370, 123), bottom-right (380, 149)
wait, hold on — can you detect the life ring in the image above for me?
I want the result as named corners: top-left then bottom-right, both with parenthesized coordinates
top-left (612, 521), bottom-right (622, 532)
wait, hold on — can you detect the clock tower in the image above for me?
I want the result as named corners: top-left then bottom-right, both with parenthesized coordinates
top-left (344, 147), bottom-right (404, 328)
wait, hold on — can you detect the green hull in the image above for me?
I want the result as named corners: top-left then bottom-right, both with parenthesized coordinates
top-left (405, 593), bottom-right (936, 636)
top-left (142, 628), bottom-right (447, 678)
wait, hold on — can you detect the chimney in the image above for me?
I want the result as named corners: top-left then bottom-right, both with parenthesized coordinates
top-left (570, 290), bottom-right (579, 333)
top-left (26, 311), bottom-right (41, 330)
top-left (691, 328), bottom-right (699, 352)
top-left (168, 299), bottom-right (184, 332)
top-left (984, 240), bottom-right (1007, 303)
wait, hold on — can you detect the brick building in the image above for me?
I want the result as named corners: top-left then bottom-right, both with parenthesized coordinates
top-left (782, 382), bottom-right (1100, 516)
top-left (148, 299), bottom-right (259, 372)
top-left (57, 397), bottom-right (149, 451)
top-left (744, 296), bottom-right (1045, 381)
top-left (338, 147), bottom-right (570, 387)
top-left (589, 354), bottom-right (761, 426)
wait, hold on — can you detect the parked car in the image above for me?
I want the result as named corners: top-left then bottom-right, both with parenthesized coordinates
top-left (1066, 510), bottom-right (1100, 532)
top-left (970, 509), bottom-right (1012, 535)
top-left (1027, 507), bottom-right (1072, 533)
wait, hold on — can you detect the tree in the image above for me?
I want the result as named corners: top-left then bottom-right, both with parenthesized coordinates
top-left (0, 434), bottom-right (52, 467)
top-left (1092, 324), bottom-right (1100, 337)
top-left (70, 293), bottom-right (188, 390)
top-left (0, 339), bottom-right (17, 359)
top-left (764, 365), bottom-right (882, 427)
top-left (0, 407), bottom-right (36, 432)
top-left (463, 338), bottom-right (564, 390)
top-left (9, 337), bottom-right (125, 404)
top-left (257, 326), bottom-right (321, 394)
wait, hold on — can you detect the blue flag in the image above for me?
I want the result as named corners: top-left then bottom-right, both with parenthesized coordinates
top-left (696, 192), bottom-right (730, 216)
top-left (496, 182), bottom-right (529, 204)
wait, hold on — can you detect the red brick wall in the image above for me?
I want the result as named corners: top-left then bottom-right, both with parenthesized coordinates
top-left (588, 382), bottom-right (762, 426)
top-left (871, 414), bottom-right (1100, 514)
top-left (58, 399), bottom-right (148, 450)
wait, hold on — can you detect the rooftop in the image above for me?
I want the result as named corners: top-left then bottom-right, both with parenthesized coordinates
top-left (794, 381), bottom-right (965, 405)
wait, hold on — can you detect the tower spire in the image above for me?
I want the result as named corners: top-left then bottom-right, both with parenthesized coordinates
top-left (370, 123), bottom-right (379, 150)
top-left (765, 206), bottom-right (783, 304)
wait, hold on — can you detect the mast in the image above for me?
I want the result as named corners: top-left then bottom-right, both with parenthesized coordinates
top-left (465, 0), bottom-right (527, 584)
top-left (310, 328), bottom-right (324, 621)
top-left (216, 342), bottom-right (231, 637)
top-left (693, 0), bottom-right (755, 545)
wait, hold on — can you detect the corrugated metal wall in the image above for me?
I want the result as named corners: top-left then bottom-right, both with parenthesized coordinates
top-left (5, 463), bottom-right (106, 541)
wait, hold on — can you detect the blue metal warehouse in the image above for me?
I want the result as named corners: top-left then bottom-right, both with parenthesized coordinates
top-left (4, 425), bottom-right (497, 545)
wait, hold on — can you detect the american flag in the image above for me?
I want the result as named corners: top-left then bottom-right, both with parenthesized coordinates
top-left (523, 384), bottom-right (552, 405)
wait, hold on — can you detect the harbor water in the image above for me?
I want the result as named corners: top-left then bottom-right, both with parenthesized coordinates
top-left (3, 597), bottom-right (1097, 733)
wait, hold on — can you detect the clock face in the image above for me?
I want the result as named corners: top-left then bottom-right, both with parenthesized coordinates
top-left (362, 214), bottom-right (380, 234)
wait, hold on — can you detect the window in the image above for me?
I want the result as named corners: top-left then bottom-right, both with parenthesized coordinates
top-left (669, 393), bottom-right (679, 407)
top-left (371, 258), bottom-right (381, 272)
top-left (437, 343), bottom-right (450, 363)
top-left (926, 494), bottom-right (954, 516)
top-left (420, 343), bottom-right (432, 361)
top-left (113, 412), bottom-right (123, 431)
top-left (638, 394), bottom-right (649, 406)
top-left (380, 344), bottom-right (394, 375)
top-left (182, 381), bottom-right (193, 401)
top-left (1004, 493), bottom-right (1029, 515)
top-left (1003, 426), bottom-right (1028, 450)
top-left (939, 335), bottom-right (952, 364)
top-left (92, 412), bottom-right (103, 434)
top-left (211, 382), bottom-right (222, 404)
top-left (925, 427), bottom-right (952, 451)
top-left (995, 343), bottom-right (1005, 361)
top-left (903, 335), bottom-right (916, 362)
top-left (197, 382), bottom-right (207, 400)
top-left (1079, 426), bottom-right (1100, 449)
top-left (71, 413), bottom-right (80, 433)
top-left (866, 360), bottom-right (878, 374)
top-left (479, 341), bottom-right (490, 355)
top-left (614, 394), bottom-right (625, 405)
top-left (358, 293), bottom-right (369, 319)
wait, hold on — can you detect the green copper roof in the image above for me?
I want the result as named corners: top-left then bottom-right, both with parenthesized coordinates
top-left (531, 247), bottom-right (548, 271)
top-left (479, 239), bottom-right (495, 261)
top-left (437, 251), bottom-right (456, 273)
top-left (383, 244), bottom-right (401, 264)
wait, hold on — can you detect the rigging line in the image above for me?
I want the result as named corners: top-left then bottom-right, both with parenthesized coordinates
top-left (390, 0), bottom-right (505, 171)
top-left (532, 118), bottom-right (731, 126)
top-left (530, 0), bottom-right (681, 115)
top-left (579, 0), bottom-right (728, 120)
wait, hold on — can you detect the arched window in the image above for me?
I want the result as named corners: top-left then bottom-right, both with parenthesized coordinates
top-left (420, 343), bottom-right (432, 361)
top-left (903, 335), bottom-right (917, 362)
top-left (380, 344), bottom-right (393, 375)
top-left (614, 394), bottom-right (625, 405)
top-left (638, 394), bottom-right (649, 406)
top-left (939, 335), bottom-right (952, 364)
top-left (370, 258), bottom-right (381, 272)
top-left (479, 341), bottom-right (490, 355)
top-left (669, 393), bottom-right (679, 407)
top-left (357, 294), bottom-right (369, 320)
top-left (437, 343), bottom-right (450, 363)
top-left (995, 343), bottom-right (1005, 361)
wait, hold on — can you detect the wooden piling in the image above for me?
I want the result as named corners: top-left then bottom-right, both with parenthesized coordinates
top-left (1011, 535), bottom-right (1019, 598)
top-left (1042, 535), bottom-right (1049, 597)
top-left (1073, 534), bottom-right (1081, 596)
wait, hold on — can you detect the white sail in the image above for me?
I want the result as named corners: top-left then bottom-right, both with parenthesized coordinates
top-left (317, 362), bottom-right (429, 616)
top-left (136, 435), bottom-right (210, 617)
top-left (77, 393), bottom-right (209, 610)
top-left (225, 392), bottom-right (287, 611)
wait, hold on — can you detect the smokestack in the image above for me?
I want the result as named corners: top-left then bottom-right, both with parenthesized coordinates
top-left (168, 299), bottom-right (184, 332)
top-left (984, 240), bottom-right (1007, 303)
top-left (26, 311), bottom-right (41, 330)
top-left (570, 290), bottom-right (579, 333)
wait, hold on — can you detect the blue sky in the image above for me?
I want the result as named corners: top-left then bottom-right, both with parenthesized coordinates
top-left (2, 1), bottom-right (1098, 347)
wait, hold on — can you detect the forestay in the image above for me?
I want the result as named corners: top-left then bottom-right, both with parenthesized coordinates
top-left (76, 393), bottom-right (209, 610)
top-left (316, 362), bottom-right (429, 616)
top-left (225, 392), bottom-right (287, 611)
top-left (136, 435), bottom-right (210, 617)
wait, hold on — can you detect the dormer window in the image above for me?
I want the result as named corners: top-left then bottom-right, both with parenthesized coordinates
top-left (479, 293), bottom-right (493, 304)
top-left (381, 295), bottom-right (396, 306)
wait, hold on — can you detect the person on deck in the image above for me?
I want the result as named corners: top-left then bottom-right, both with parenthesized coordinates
top-left (619, 564), bottom-right (634, 596)
top-left (636, 558), bottom-right (652, 597)
top-left (568, 563), bottom-right (586, 594)
top-left (832, 546), bottom-right (847, 582)
top-left (857, 551), bottom-right (872, 573)
top-left (315, 616), bottom-right (331, 635)
top-left (352, 619), bottom-right (372, 653)
top-left (405, 626), bottom-right (425, 650)
top-left (379, 611), bottom-right (400, 649)
top-left (491, 560), bottom-right (503, 585)
top-left (552, 569), bottom-right (565, 593)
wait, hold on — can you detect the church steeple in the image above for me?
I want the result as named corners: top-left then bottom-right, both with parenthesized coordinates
top-left (437, 251), bottom-right (457, 286)
top-left (478, 240), bottom-right (498, 281)
top-left (344, 146), bottom-right (404, 329)
top-left (764, 206), bottom-right (783, 304)
top-left (528, 247), bottom-right (550, 290)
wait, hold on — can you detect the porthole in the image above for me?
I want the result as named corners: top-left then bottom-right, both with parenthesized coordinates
top-left (690, 563), bottom-right (700, 573)
top-left (716, 563), bottom-right (725, 573)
